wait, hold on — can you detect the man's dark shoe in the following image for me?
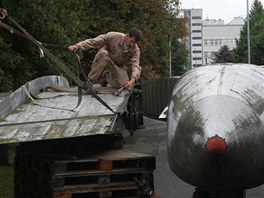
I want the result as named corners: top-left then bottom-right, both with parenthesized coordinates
top-left (99, 70), bottom-right (109, 87)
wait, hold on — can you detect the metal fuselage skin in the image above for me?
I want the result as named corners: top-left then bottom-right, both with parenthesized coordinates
top-left (167, 64), bottom-right (264, 192)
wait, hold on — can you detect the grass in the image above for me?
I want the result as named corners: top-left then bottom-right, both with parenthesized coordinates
top-left (0, 145), bottom-right (15, 198)
top-left (0, 165), bottom-right (14, 198)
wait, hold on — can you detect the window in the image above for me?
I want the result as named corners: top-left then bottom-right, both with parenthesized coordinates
top-left (204, 51), bottom-right (216, 58)
top-left (193, 51), bottom-right (202, 53)
top-left (193, 37), bottom-right (202, 40)
top-left (204, 39), bottom-right (232, 46)
top-left (192, 16), bottom-right (202, 19)
top-left (219, 39), bottom-right (223, 46)
top-left (193, 44), bottom-right (202, 46)
top-left (215, 39), bottom-right (219, 46)
top-left (230, 39), bottom-right (235, 45)
top-left (192, 23), bottom-right (202, 26)
top-left (192, 30), bottom-right (202, 33)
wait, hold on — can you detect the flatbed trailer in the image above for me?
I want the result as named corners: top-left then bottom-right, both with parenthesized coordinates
top-left (0, 75), bottom-right (130, 144)
top-left (0, 75), bottom-right (154, 198)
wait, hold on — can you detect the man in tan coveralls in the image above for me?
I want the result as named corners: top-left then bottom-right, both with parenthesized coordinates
top-left (68, 28), bottom-right (142, 91)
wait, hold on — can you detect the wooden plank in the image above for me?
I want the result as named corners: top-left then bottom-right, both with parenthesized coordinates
top-left (53, 183), bottom-right (138, 198)
top-left (52, 171), bottom-right (150, 188)
top-left (37, 150), bottom-right (156, 175)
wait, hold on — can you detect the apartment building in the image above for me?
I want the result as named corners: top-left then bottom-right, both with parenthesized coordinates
top-left (184, 9), bottom-right (203, 70)
top-left (184, 9), bottom-right (244, 69)
top-left (203, 17), bottom-right (244, 64)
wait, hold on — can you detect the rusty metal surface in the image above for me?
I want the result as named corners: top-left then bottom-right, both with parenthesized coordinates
top-left (167, 63), bottom-right (264, 193)
top-left (0, 76), bottom-right (129, 145)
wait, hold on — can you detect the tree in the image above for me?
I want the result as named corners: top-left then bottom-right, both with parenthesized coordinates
top-left (1, 0), bottom-right (188, 90)
top-left (233, 0), bottom-right (264, 65)
top-left (0, 30), bottom-right (23, 91)
top-left (213, 45), bottom-right (234, 63)
top-left (171, 37), bottom-right (188, 76)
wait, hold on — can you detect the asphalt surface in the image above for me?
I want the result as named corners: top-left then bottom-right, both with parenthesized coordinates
top-left (123, 116), bottom-right (264, 198)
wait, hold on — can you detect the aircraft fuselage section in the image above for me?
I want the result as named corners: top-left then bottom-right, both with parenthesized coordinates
top-left (167, 64), bottom-right (264, 191)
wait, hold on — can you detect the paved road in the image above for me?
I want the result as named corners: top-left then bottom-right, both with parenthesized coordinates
top-left (123, 116), bottom-right (264, 198)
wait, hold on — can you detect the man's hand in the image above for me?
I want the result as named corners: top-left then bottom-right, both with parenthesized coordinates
top-left (124, 76), bottom-right (136, 91)
top-left (68, 45), bottom-right (78, 52)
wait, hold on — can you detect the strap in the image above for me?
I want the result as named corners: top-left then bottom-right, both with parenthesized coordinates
top-left (22, 84), bottom-right (76, 111)
top-left (0, 20), bottom-right (29, 40)
top-left (75, 52), bottom-right (88, 82)
top-left (0, 19), bottom-right (82, 110)
top-left (7, 15), bottom-right (117, 114)
top-left (0, 20), bottom-right (67, 56)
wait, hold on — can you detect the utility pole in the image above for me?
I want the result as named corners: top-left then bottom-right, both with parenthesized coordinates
top-left (247, 0), bottom-right (251, 64)
top-left (169, 39), bottom-right (172, 77)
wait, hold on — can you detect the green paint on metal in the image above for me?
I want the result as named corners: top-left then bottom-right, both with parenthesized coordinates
top-left (0, 138), bottom-right (16, 144)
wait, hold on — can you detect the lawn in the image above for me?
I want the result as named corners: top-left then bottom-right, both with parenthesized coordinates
top-left (0, 165), bottom-right (14, 198)
top-left (0, 145), bottom-right (15, 198)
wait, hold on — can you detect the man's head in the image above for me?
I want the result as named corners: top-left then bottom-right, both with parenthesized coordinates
top-left (124, 28), bottom-right (142, 48)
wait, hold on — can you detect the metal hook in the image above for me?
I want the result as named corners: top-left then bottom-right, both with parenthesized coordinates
top-left (0, 9), bottom-right (7, 20)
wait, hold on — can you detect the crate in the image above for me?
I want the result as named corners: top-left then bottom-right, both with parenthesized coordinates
top-left (15, 149), bottom-right (155, 198)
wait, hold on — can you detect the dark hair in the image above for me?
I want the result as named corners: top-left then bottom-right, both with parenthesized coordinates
top-left (128, 28), bottom-right (142, 42)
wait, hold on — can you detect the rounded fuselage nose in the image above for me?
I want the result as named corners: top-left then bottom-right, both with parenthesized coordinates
top-left (167, 95), bottom-right (264, 190)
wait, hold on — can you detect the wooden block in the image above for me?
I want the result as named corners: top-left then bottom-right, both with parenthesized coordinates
top-left (100, 190), bottom-right (112, 197)
top-left (53, 191), bottom-right (71, 198)
top-left (98, 159), bottom-right (113, 171)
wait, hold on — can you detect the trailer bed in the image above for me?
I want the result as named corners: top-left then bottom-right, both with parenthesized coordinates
top-left (0, 76), bottom-right (130, 145)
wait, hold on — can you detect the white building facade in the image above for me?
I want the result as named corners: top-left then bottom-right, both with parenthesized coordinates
top-left (184, 9), bottom-right (244, 69)
top-left (203, 17), bottom-right (244, 64)
top-left (184, 9), bottom-right (203, 70)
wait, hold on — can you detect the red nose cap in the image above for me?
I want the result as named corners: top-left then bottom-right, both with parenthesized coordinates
top-left (206, 135), bottom-right (227, 154)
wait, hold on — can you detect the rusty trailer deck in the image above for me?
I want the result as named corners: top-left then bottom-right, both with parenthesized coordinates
top-left (0, 75), bottom-right (130, 145)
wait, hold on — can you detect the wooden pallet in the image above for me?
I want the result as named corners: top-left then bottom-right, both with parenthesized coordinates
top-left (41, 150), bottom-right (154, 172)
top-left (15, 181), bottom-right (141, 198)
top-left (15, 149), bottom-right (155, 174)
top-left (15, 149), bottom-right (155, 198)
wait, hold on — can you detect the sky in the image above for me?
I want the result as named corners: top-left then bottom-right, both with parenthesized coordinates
top-left (181, 0), bottom-right (264, 23)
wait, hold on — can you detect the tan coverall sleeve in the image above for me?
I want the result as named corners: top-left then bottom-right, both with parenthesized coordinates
top-left (75, 34), bottom-right (106, 51)
top-left (129, 49), bottom-right (141, 80)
